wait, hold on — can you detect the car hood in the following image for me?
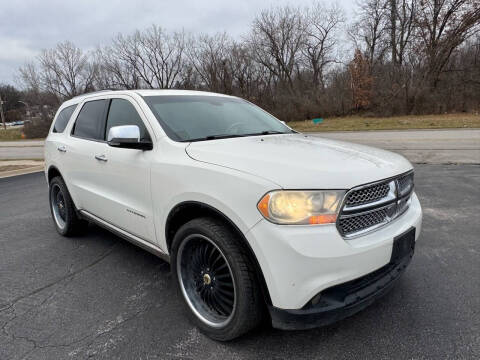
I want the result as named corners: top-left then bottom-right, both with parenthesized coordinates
top-left (185, 134), bottom-right (413, 189)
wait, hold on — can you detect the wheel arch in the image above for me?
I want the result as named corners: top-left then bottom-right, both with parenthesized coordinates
top-left (47, 165), bottom-right (81, 212)
top-left (165, 201), bottom-right (272, 305)
top-left (47, 165), bottom-right (62, 183)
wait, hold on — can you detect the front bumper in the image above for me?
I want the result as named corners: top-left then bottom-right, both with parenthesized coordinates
top-left (269, 227), bottom-right (415, 330)
top-left (245, 192), bottom-right (422, 312)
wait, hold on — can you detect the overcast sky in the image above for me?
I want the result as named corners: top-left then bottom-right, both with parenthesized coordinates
top-left (0, 0), bottom-right (356, 86)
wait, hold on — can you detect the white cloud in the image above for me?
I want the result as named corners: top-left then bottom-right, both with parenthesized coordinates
top-left (0, 0), bottom-right (356, 84)
top-left (0, 38), bottom-right (37, 61)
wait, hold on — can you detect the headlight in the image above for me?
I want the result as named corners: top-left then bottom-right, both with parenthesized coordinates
top-left (257, 190), bottom-right (345, 225)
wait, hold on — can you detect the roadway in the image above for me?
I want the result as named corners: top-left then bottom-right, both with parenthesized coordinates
top-left (1, 129), bottom-right (479, 163)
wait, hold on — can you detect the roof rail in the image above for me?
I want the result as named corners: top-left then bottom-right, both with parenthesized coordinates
top-left (71, 89), bottom-right (115, 99)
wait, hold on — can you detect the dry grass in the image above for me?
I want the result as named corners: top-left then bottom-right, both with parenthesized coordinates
top-left (0, 164), bottom-right (33, 172)
top-left (0, 128), bottom-right (23, 141)
top-left (289, 113), bottom-right (480, 132)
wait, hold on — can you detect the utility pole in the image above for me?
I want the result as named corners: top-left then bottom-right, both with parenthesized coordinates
top-left (0, 94), bottom-right (6, 130)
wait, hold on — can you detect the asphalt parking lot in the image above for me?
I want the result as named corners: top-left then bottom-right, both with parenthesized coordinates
top-left (1, 165), bottom-right (479, 359)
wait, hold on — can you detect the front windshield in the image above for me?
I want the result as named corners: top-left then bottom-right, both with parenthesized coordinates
top-left (143, 95), bottom-right (293, 141)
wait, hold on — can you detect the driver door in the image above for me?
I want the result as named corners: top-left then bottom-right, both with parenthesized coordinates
top-left (93, 97), bottom-right (156, 242)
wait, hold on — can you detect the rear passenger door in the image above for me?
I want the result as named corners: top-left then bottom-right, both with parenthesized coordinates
top-left (63, 99), bottom-right (110, 217)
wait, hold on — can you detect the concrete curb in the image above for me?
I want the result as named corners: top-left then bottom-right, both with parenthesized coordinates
top-left (0, 165), bottom-right (44, 179)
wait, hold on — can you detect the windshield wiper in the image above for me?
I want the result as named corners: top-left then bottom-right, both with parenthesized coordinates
top-left (186, 130), bottom-right (294, 142)
top-left (187, 134), bottom-right (246, 142)
top-left (243, 130), bottom-right (293, 136)
top-left (260, 130), bottom-right (285, 135)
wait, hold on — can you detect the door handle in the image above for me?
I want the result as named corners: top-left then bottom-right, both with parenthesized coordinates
top-left (94, 154), bottom-right (108, 162)
top-left (57, 146), bottom-right (66, 153)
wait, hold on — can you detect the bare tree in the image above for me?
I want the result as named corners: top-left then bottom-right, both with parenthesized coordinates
top-left (138, 26), bottom-right (186, 88)
top-left (303, 2), bottom-right (346, 90)
top-left (94, 45), bottom-right (141, 89)
top-left (104, 26), bottom-right (186, 89)
top-left (416, 0), bottom-right (480, 87)
top-left (15, 2), bottom-right (480, 120)
top-left (249, 6), bottom-right (306, 93)
top-left (186, 33), bottom-right (233, 93)
top-left (350, 0), bottom-right (389, 67)
top-left (388, 0), bottom-right (417, 65)
top-left (228, 42), bottom-right (272, 102)
top-left (18, 62), bottom-right (41, 93)
top-left (38, 41), bottom-right (96, 98)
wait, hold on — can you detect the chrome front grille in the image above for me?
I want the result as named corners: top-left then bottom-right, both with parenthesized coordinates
top-left (397, 172), bottom-right (414, 196)
top-left (337, 171), bottom-right (414, 238)
top-left (345, 182), bottom-right (390, 206)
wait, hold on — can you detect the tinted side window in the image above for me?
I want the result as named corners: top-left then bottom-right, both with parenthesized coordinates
top-left (106, 99), bottom-right (150, 141)
top-left (72, 100), bottom-right (108, 140)
top-left (53, 104), bottom-right (77, 133)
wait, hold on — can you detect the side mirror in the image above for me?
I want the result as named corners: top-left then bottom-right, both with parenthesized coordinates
top-left (107, 125), bottom-right (153, 150)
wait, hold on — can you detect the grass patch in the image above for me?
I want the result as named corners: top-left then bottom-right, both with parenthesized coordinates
top-left (289, 113), bottom-right (480, 132)
top-left (0, 128), bottom-right (23, 141)
top-left (0, 158), bottom-right (44, 161)
top-left (0, 164), bottom-right (33, 172)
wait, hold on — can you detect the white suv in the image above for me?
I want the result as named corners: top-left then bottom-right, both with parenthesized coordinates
top-left (45, 90), bottom-right (422, 340)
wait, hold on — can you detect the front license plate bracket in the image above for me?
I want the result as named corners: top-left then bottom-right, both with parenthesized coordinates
top-left (390, 227), bottom-right (415, 264)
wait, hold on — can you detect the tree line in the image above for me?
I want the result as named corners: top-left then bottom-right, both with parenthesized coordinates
top-left (14, 0), bottom-right (480, 122)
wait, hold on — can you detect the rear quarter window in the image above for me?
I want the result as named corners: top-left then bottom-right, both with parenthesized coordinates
top-left (53, 104), bottom-right (77, 133)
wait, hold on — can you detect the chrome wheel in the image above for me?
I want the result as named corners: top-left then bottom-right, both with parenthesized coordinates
top-left (177, 234), bottom-right (236, 328)
top-left (50, 183), bottom-right (66, 229)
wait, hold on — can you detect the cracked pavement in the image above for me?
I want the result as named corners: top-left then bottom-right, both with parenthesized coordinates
top-left (1, 167), bottom-right (479, 359)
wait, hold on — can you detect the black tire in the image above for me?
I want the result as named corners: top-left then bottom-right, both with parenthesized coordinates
top-left (49, 176), bottom-right (87, 236)
top-left (171, 217), bottom-right (263, 341)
